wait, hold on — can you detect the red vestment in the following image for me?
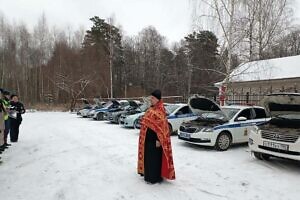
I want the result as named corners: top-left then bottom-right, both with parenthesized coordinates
top-left (137, 100), bottom-right (175, 180)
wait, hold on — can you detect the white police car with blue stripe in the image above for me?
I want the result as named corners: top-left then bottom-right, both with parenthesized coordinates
top-left (165, 104), bottom-right (198, 135)
top-left (134, 104), bottom-right (198, 135)
top-left (178, 95), bottom-right (270, 151)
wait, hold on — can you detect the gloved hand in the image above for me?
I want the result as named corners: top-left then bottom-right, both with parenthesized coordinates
top-left (8, 106), bottom-right (15, 110)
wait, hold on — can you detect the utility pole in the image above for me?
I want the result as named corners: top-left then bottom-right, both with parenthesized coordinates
top-left (187, 54), bottom-right (192, 96)
top-left (108, 17), bottom-right (114, 99)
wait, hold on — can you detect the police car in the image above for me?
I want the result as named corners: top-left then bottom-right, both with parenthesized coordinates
top-left (249, 93), bottom-right (300, 161)
top-left (92, 100), bottom-right (122, 120)
top-left (165, 104), bottom-right (198, 134)
top-left (134, 104), bottom-right (198, 135)
top-left (178, 95), bottom-right (270, 151)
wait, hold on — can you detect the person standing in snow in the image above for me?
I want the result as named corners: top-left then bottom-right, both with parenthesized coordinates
top-left (137, 89), bottom-right (175, 184)
top-left (9, 94), bottom-right (25, 142)
top-left (0, 89), bottom-right (7, 157)
top-left (2, 90), bottom-right (11, 147)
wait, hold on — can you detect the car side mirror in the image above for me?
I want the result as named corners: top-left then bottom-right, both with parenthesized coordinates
top-left (237, 116), bottom-right (247, 121)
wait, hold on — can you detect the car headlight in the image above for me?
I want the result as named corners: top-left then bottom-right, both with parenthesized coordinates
top-left (202, 127), bottom-right (214, 132)
top-left (253, 126), bottom-right (260, 134)
top-left (248, 138), bottom-right (254, 145)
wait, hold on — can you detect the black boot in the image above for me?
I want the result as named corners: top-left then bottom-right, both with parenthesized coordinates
top-left (0, 145), bottom-right (8, 149)
top-left (4, 143), bottom-right (11, 147)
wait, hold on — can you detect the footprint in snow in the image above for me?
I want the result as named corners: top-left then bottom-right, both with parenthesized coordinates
top-left (241, 181), bottom-right (249, 187)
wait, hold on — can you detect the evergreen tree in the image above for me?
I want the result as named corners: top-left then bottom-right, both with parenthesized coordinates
top-left (82, 16), bottom-right (124, 98)
top-left (185, 30), bottom-right (220, 94)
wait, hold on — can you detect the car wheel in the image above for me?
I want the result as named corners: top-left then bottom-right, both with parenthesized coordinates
top-left (261, 153), bottom-right (270, 160)
top-left (215, 132), bottom-right (232, 151)
top-left (117, 116), bottom-right (121, 124)
top-left (168, 123), bottom-right (173, 136)
top-left (253, 152), bottom-right (263, 160)
top-left (133, 119), bottom-right (139, 129)
top-left (97, 113), bottom-right (103, 121)
top-left (253, 152), bottom-right (270, 160)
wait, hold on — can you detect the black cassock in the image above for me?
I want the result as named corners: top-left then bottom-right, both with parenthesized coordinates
top-left (144, 128), bottom-right (163, 184)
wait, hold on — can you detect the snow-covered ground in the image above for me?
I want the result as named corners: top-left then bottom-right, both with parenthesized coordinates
top-left (0, 112), bottom-right (299, 200)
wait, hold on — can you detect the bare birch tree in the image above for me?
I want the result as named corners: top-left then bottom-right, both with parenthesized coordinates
top-left (191, 0), bottom-right (293, 96)
top-left (51, 73), bottom-right (95, 111)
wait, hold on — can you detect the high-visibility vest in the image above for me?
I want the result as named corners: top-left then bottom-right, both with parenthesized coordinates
top-left (2, 99), bottom-right (10, 120)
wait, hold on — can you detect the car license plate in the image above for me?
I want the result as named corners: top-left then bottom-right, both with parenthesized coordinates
top-left (263, 141), bottom-right (289, 151)
top-left (180, 132), bottom-right (190, 139)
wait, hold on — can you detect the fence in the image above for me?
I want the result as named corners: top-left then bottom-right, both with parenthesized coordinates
top-left (225, 93), bottom-right (267, 106)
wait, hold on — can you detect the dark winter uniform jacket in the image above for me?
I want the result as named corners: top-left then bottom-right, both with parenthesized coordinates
top-left (10, 101), bottom-right (25, 122)
top-left (0, 100), bottom-right (5, 113)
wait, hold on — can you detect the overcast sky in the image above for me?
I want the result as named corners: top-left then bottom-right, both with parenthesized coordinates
top-left (0, 0), bottom-right (192, 42)
top-left (0, 0), bottom-right (300, 43)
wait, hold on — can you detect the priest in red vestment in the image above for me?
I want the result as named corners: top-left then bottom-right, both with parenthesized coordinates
top-left (137, 89), bottom-right (175, 184)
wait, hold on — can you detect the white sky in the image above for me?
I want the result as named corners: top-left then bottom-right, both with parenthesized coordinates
top-left (0, 0), bottom-right (192, 43)
top-left (0, 0), bottom-right (300, 43)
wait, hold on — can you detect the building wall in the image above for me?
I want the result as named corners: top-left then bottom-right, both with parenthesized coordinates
top-left (225, 77), bottom-right (300, 105)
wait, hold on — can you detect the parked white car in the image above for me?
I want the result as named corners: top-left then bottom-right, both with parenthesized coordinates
top-left (122, 112), bottom-right (145, 128)
top-left (249, 93), bottom-right (300, 161)
top-left (78, 105), bottom-right (102, 118)
top-left (178, 95), bottom-right (270, 151)
top-left (135, 104), bottom-right (198, 135)
top-left (166, 104), bottom-right (198, 134)
top-left (119, 103), bottom-right (149, 128)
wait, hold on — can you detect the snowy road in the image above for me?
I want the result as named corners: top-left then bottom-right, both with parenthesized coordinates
top-left (0, 112), bottom-right (299, 200)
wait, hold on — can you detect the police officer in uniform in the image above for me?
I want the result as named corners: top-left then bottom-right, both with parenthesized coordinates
top-left (9, 94), bottom-right (25, 142)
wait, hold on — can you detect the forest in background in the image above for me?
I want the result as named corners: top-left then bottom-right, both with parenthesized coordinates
top-left (0, 0), bottom-right (299, 107)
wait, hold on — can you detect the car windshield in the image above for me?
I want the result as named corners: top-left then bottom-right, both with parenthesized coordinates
top-left (91, 105), bottom-right (98, 109)
top-left (221, 108), bottom-right (240, 119)
top-left (165, 105), bottom-right (180, 115)
top-left (123, 105), bottom-right (132, 110)
top-left (103, 102), bottom-right (113, 108)
top-left (138, 103), bottom-right (149, 112)
top-left (276, 114), bottom-right (300, 120)
top-left (119, 101), bottom-right (129, 107)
